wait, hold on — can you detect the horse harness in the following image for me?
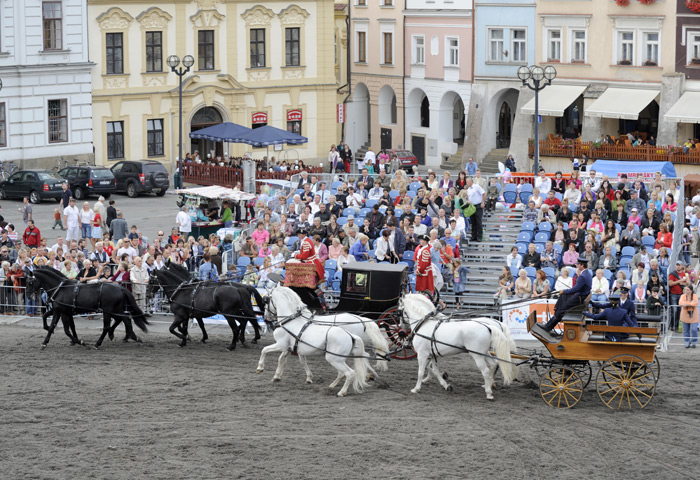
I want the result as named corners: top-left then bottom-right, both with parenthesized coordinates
top-left (411, 314), bottom-right (495, 361)
top-left (46, 279), bottom-right (108, 312)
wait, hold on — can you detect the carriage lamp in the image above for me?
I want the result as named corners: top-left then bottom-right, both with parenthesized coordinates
top-left (518, 65), bottom-right (557, 175)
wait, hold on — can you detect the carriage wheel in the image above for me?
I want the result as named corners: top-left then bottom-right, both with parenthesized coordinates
top-left (651, 354), bottom-right (661, 382)
top-left (539, 366), bottom-right (584, 409)
top-left (596, 354), bottom-right (656, 410)
top-left (377, 307), bottom-right (416, 360)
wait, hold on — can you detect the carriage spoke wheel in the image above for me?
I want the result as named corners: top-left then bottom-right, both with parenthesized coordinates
top-left (569, 361), bottom-right (592, 389)
top-left (596, 354), bottom-right (656, 410)
top-left (539, 366), bottom-right (584, 409)
top-left (377, 307), bottom-right (416, 360)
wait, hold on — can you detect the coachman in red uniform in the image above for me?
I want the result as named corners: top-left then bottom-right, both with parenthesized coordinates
top-left (294, 228), bottom-right (325, 284)
top-left (413, 234), bottom-right (434, 294)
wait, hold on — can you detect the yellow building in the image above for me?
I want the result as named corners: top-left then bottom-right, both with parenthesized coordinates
top-left (88, 0), bottom-right (347, 169)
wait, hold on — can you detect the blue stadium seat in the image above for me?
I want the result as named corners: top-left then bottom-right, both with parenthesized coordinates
top-left (254, 257), bottom-right (265, 267)
top-left (406, 190), bottom-right (416, 199)
top-left (518, 231), bottom-right (533, 243)
top-left (524, 266), bottom-right (537, 278)
top-left (619, 257), bottom-right (632, 269)
top-left (620, 246), bottom-right (636, 259)
top-left (237, 256), bottom-right (251, 266)
top-left (409, 182), bottom-right (421, 192)
top-left (337, 217), bottom-right (348, 226)
top-left (389, 190), bottom-right (399, 200)
top-left (534, 244), bottom-right (544, 254)
top-left (331, 181), bottom-right (342, 190)
top-left (535, 232), bottom-right (550, 244)
top-left (538, 222), bottom-right (552, 232)
top-left (516, 243), bottom-right (528, 255)
top-left (520, 183), bottom-right (533, 193)
top-left (510, 266), bottom-right (519, 278)
top-left (642, 236), bottom-right (656, 250)
top-left (555, 192), bottom-right (563, 202)
top-left (343, 207), bottom-right (356, 217)
top-left (365, 199), bottom-right (378, 208)
top-left (521, 222), bottom-right (536, 232)
top-left (503, 184), bottom-right (517, 204)
top-left (542, 267), bottom-right (556, 279)
top-left (519, 191), bottom-right (533, 204)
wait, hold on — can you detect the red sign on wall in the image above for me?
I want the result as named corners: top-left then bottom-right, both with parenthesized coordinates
top-left (287, 109), bottom-right (302, 122)
top-left (252, 112), bottom-right (268, 124)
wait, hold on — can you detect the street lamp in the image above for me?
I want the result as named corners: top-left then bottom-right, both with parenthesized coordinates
top-left (168, 54), bottom-right (195, 189)
top-left (518, 64), bottom-right (557, 175)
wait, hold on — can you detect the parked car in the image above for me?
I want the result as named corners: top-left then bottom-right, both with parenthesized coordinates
top-left (0, 170), bottom-right (67, 204)
top-left (58, 166), bottom-right (116, 200)
top-left (385, 149), bottom-right (419, 172)
top-left (110, 160), bottom-right (170, 198)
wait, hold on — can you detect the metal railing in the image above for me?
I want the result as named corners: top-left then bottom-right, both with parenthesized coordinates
top-left (529, 139), bottom-right (700, 164)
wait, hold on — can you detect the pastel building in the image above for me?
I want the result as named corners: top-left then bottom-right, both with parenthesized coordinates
top-left (0, 0), bottom-right (94, 167)
top-left (404, 0), bottom-right (473, 167)
top-left (346, 0), bottom-right (404, 161)
top-left (463, 0), bottom-right (536, 169)
top-left (87, 0), bottom-right (345, 167)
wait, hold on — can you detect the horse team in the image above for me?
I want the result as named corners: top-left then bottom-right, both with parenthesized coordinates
top-left (27, 265), bottom-right (519, 399)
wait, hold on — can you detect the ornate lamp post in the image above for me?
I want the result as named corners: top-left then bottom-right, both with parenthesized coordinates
top-left (518, 65), bottom-right (557, 175)
top-left (167, 54), bottom-right (195, 189)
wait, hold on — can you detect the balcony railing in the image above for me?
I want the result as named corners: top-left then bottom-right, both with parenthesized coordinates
top-left (528, 139), bottom-right (700, 164)
top-left (181, 163), bottom-right (323, 192)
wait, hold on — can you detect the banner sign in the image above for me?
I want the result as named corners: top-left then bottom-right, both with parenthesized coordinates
top-left (287, 109), bottom-right (302, 122)
top-left (337, 103), bottom-right (345, 123)
top-left (252, 112), bottom-right (268, 124)
top-left (501, 298), bottom-right (556, 339)
top-left (589, 160), bottom-right (677, 180)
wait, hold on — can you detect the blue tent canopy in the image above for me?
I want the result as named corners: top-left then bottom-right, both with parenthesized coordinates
top-left (589, 160), bottom-right (677, 179)
top-left (236, 125), bottom-right (308, 148)
top-left (189, 122), bottom-right (252, 143)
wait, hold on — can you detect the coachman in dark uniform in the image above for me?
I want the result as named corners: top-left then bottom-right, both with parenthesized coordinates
top-left (583, 294), bottom-right (636, 341)
top-left (543, 258), bottom-right (592, 332)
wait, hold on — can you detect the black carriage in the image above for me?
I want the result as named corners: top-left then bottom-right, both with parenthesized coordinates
top-left (290, 262), bottom-right (415, 359)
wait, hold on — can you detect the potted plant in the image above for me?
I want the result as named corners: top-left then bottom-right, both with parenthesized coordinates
top-left (644, 60), bottom-right (658, 66)
top-left (637, 0), bottom-right (656, 4)
top-left (618, 59), bottom-right (632, 65)
top-left (691, 58), bottom-right (700, 65)
top-left (686, 0), bottom-right (700, 13)
top-left (616, 0), bottom-right (630, 5)
top-left (592, 141), bottom-right (602, 149)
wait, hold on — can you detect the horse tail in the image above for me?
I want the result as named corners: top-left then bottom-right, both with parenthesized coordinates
top-left (490, 327), bottom-right (518, 386)
top-left (364, 321), bottom-right (390, 372)
top-left (350, 335), bottom-right (371, 394)
top-left (124, 289), bottom-right (149, 332)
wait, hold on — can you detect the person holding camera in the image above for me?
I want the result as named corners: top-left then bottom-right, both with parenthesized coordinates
top-left (680, 285), bottom-right (698, 348)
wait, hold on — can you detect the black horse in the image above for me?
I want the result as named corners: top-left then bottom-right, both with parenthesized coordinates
top-left (147, 268), bottom-right (259, 350)
top-left (159, 261), bottom-right (264, 345)
top-left (26, 267), bottom-right (149, 348)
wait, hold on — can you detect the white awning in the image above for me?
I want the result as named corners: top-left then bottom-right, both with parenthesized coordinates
top-left (585, 88), bottom-right (659, 120)
top-left (664, 92), bottom-right (700, 124)
top-left (520, 85), bottom-right (586, 117)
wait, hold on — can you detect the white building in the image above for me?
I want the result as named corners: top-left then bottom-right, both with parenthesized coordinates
top-left (0, 0), bottom-right (94, 167)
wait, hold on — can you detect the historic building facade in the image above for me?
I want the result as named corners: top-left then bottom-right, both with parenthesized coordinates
top-left (404, 0), bottom-right (472, 167)
top-left (346, 0), bottom-right (404, 161)
top-left (88, 0), bottom-right (345, 168)
top-left (0, 0), bottom-right (94, 167)
top-left (463, 0), bottom-right (536, 168)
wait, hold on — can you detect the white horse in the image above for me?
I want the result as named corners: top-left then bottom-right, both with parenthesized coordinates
top-left (401, 294), bottom-right (518, 400)
top-left (265, 286), bottom-right (391, 379)
top-left (256, 287), bottom-right (373, 397)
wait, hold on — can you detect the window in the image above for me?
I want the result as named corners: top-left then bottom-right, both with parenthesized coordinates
top-left (357, 31), bottom-right (366, 62)
top-left (548, 30), bottom-right (561, 62)
top-left (250, 28), bottom-right (266, 68)
top-left (691, 34), bottom-right (700, 62)
top-left (413, 36), bottom-right (425, 64)
top-left (0, 103), bottom-right (6, 147)
top-left (512, 30), bottom-right (526, 63)
top-left (572, 30), bottom-right (586, 62)
top-left (105, 33), bottom-right (123, 74)
top-left (381, 0), bottom-right (393, 5)
top-left (488, 29), bottom-right (504, 62)
top-left (145, 31), bottom-right (162, 72)
top-left (198, 30), bottom-right (214, 70)
top-left (147, 119), bottom-right (164, 157)
top-left (42, 2), bottom-right (62, 50)
top-left (382, 32), bottom-right (393, 65)
top-left (446, 38), bottom-right (459, 66)
top-left (285, 27), bottom-right (300, 67)
top-left (619, 31), bottom-right (634, 64)
top-left (48, 99), bottom-right (68, 144)
top-left (644, 32), bottom-right (659, 65)
top-left (356, 0), bottom-right (367, 5)
top-left (107, 121), bottom-right (124, 160)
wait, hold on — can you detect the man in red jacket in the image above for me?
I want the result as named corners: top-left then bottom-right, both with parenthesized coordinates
top-left (414, 234), bottom-right (434, 294)
top-left (23, 220), bottom-right (41, 248)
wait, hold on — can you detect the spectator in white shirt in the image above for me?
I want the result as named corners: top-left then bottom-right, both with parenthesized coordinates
top-left (535, 169), bottom-right (551, 196)
top-left (63, 198), bottom-right (81, 242)
top-left (175, 205), bottom-right (192, 236)
top-left (506, 246), bottom-right (522, 269)
top-left (346, 186), bottom-right (363, 212)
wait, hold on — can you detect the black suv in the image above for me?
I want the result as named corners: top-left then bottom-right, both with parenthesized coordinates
top-left (58, 166), bottom-right (117, 200)
top-left (110, 160), bottom-right (170, 198)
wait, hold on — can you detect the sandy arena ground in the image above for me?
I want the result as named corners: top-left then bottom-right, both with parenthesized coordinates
top-left (2, 320), bottom-right (699, 480)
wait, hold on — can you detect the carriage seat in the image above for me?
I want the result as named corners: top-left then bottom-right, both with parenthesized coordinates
top-left (636, 313), bottom-right (663, 325)
top-left (586, 334), bottom-right (657, 344)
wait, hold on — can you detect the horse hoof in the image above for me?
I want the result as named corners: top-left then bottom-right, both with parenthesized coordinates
top-left (93, 345), bottom-right (100, 350)
top-left (271, 377), bottom-right (281, 383)
top-left (136, 337), bottom-right (143, 343)
top-left (200, 339), bottom-right (207, 344)
top-left (410, 388), bottom-right (419, 394)
top-left (256, 368), bottom-right (264, 374)
top-left (442, 372), bottom-right (449, 380)
top-left (252, 339), bottom-right (258, 344)
top-left (305, 379), bottom-right (313, 384)
top-left (40, 344), bottom-right (47, 350)
top-left (337, 392), bottom-right (347, 397)
top-left (186, 335), bottom-right (192, 341)
top-left (122, 338), bottom-right (129, 343)
top-left (487, 394), bottom-right (494, 401)
top-left (446, 385), bottom-right (454, 392)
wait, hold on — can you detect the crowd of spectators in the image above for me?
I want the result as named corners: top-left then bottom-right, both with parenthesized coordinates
top-left (501, 167), bottom-right (698, 331)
